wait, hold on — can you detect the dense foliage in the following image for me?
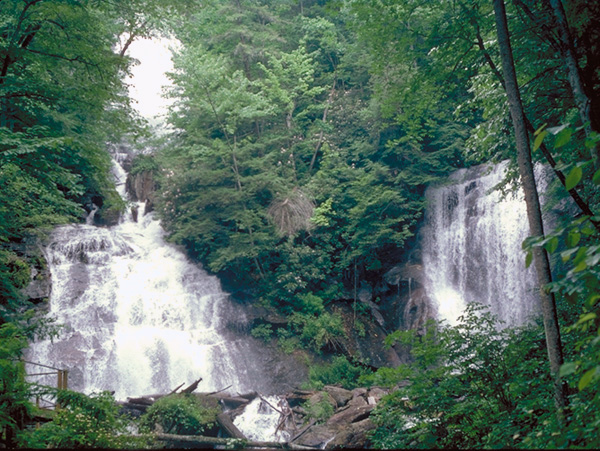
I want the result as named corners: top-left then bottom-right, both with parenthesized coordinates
top-left (1, 0), bottom-right (600, 448)
top-left (22, 390), bottom-right (146, 449)
top-left (0, 0), bottom-right (179, 447)
top-left (154, 0), bottom-right (468, 318)
top-left (139, 394), bottom-right (219, 436)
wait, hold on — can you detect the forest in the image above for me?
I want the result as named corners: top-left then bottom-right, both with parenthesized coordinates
top-left (1, 0), bottom-right (600, 448)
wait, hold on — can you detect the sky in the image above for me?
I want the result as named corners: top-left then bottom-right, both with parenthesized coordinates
top-left (125, 37), bottom-right (178, 124)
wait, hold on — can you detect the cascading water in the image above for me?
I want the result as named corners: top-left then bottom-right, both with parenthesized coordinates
top-left (421, 161), bottom-right (547, 327)
top-left (233, 396), bottom-right (291, 443)
top-left (26, 154), bottom-right (270, 400)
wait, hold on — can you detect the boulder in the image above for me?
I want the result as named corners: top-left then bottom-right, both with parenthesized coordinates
top-left (295, 424), bottom-right (338, 448)
top-left (368, 387), bottom-right (389, 404)
top-left (308, 391), bottom-right (337, 409)
top-left (323, 386), bottom-right (353, 408)
top-left (22, 260), bottom-right (51, 302)
top-left (126, 170), bottom-right (155, 204)
top-left (347, 395), bottom-right (368, 408)
top-left (383, 263), bottom-right (424, 286)
top-left (326, 404), bottom-right (374, 427)
top-left (328, 418), bottom-right (375, 449)
top-left (351, 387), bottom-right (367, 399)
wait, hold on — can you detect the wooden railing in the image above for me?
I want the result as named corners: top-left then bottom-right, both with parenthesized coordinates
top-left (23, 360), bottom-right (68, 409)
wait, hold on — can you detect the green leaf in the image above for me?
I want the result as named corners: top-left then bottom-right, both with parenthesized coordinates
top-left (578, 367), bottom-right (598, 391)
top-left (559, 362), bottom-right (577, 377)
top-left (581, 225), bottom-right (595, 236)
top-left (554, 127), bottom-right (573, 148)
top-left (586, 294), bottom-right (600, 308)
top-left (533, 130), bottom-right (548, 152)
top-left (561, 247), bottom-right (579, 262)
top-left (535, 123), bottom-right (549, 135)
top-left (574, 260), bottom-right (588, 272)
top-left (593, 169), bottom-right (600, 185)
top-left (565, 166), bottom-right (582, 191)
top-left (566, 231), bottom-right (581, 248)
top-left (525, 251), bottom-right (533, 268)
top-left (544, 236), bottom-right (559, 253)
top-left (573, 246), bottom-right (588, 265)
top-left (576, 312), bottom-right (597, 325)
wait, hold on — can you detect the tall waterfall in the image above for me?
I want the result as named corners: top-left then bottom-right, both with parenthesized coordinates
top-left (26, 156), bottom-right (269, 400)
top-left (421, 161), bottom-right (546, 327)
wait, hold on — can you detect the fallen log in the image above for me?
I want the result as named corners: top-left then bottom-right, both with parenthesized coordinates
top-left (154, 433), bottom-right (319, 450)
top-left (168, 382), bottom-right (186, 395)
top-left (181, 377), bottom-right (203, 394)
top-left (290, 419), bottom-right (317, 443)
top-left (216, 395), bottom-right (252, 409)
top-left (237, 391), bottom-right (258, 400)
top-left (126, 397), bottom-right (154, 406)
top-left (216, 412), bottom-right (246, 439)
top-left (206, 384), bottom-right (232, 396)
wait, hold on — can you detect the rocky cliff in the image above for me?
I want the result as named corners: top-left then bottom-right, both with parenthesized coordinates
top-left (126, 170), bottom-right (155, 219)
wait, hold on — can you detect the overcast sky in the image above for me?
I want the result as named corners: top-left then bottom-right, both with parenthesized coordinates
top-left (125, 38), bottom-right (178, 123)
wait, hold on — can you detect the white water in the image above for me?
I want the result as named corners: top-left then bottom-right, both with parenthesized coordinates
top-left (233, 396), bottom-right (291, 443)
top-left (421, 161), bottom-right (545, 327)
top-left (26, 157), bottom-right (264, 400)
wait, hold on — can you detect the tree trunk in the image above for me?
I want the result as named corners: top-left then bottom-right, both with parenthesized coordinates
top-left (464, 8), bottom-right (600, 232)
top-left (492, 0), bottom-right (568, 423)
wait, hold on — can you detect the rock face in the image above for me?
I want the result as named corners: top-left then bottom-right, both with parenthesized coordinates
top-left (126, 170), bottom-right (155, 215)
top-left (10, 237), bottom-right (52, 304)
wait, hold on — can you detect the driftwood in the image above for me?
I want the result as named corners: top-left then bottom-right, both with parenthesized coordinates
top-left (181, 377), bottom-right (203, 394)
top-left (217, 395), bottom-right (252, 409)
top-left (206, 384), bottom-right (232, 396)
top-left (290, 418), bottom-right (317, 443)
top-left (216, 412), bottom-right (246, 439)
top-left (154, 433), bottom-right (318, 450)
top-left (126, 396), bottom-right (154, 406)
top-left (237, 391), bottom-right (258, 400)
top-left (168, 382), bottom-right (185, 395)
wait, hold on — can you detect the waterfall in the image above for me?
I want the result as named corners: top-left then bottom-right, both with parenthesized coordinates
top-left (421, 161), bottom-right (546, 327)
top-left (26, 156), bottom-right (271, 400)
top-left (233, 396), bottom-right (291, 443)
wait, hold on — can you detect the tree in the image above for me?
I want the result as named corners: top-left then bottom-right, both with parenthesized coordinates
top-left (492, 0), bottom-right (568, 420)
top-left (548, 0), bottom-right (600, 168)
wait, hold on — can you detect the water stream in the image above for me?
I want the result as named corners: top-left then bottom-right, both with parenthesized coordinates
top-left (26, 155), bottom-right (268, 400)
top-left (421, 161), bottom-right (546, 327)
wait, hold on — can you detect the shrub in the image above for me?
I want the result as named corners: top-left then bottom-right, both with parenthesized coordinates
top-left (303, 394), bottom-right (335, 423)
top-left (130, 154), bottom-right (159, 176)
top-left (290, 312), bottom-right (346, 353)
top-left (22, 390), bottom-right (144, 449)
top-left (297, 293), bottom-right (325, 315)
top-left (250, 323), bottom-right (273, 342)
top-left (139, 394), bottom-right (219, 436)
top-left (308, 355), bottom-right (373, 390)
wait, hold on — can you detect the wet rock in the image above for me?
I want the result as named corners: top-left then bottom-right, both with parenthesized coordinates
top-left (126, 171), bottom-right (155, 205)
top-left (328, 418), bottom-right (375, 449)
top-left (308, 391), bottom-right (337, 409)
top-left (327, 404), bottom-right (374, 427)
top-left (295, 424), bottom-right (338, 448)
top-left (351, 387), bottom-right (367, 399)
top-left (383, 263), bottom-right (424, 286)
top-left (323, 386), bottom-right (353, 408)
top-left (358, 282), bottom-right (372, 303)
top-left (22, 261), bottom-right (51, 303)
top-left (368, 387), bottom-right (389, 404)
top-left (94, 207), bottom-right (121, 227)
top-left (347, 395), bottom-right (368, 408)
